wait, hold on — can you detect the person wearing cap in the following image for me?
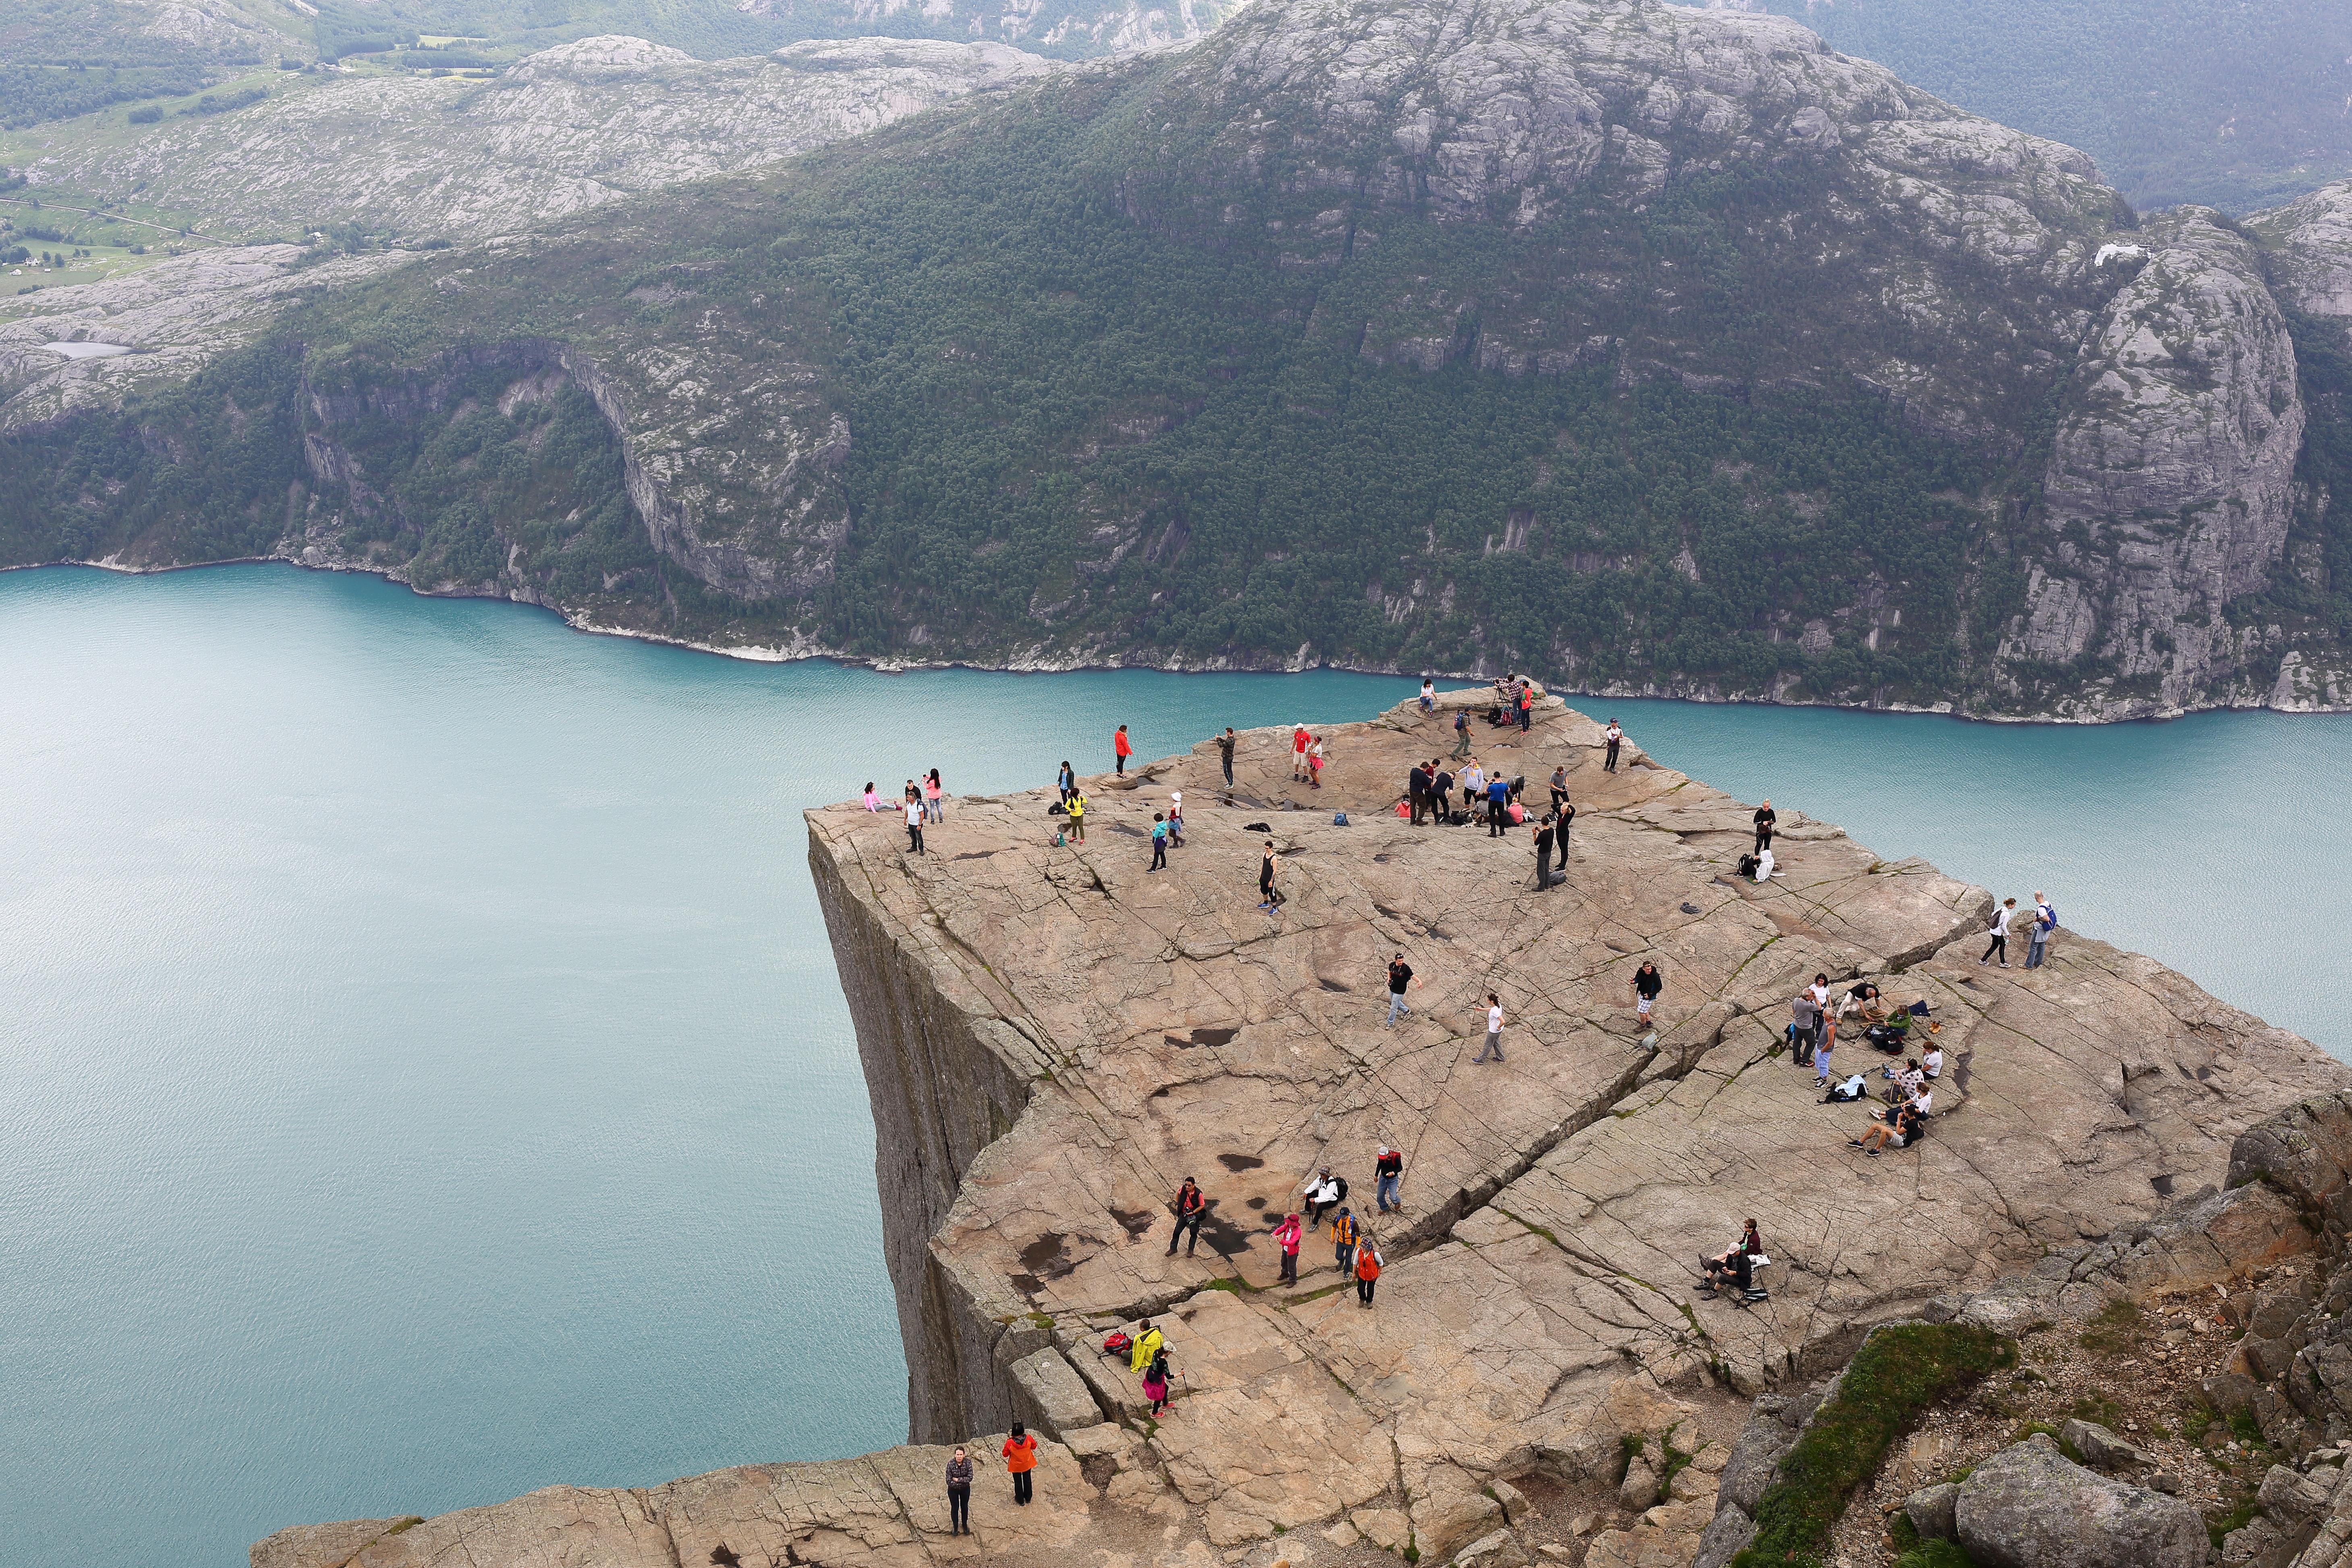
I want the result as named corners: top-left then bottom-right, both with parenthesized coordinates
top-left (1303, 1165), bottom-right (1342, 1227)
top-left (1375, 1145), bottom-right (1404, 1213)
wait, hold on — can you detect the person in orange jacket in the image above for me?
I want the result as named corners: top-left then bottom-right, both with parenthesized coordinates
top-left (1354, 1238), bottom-right (1382, 1308)
top-left (1114, 724), bottom-right (1133, 776)
top-left (1002, 1422), bottom-right (1037, 1506)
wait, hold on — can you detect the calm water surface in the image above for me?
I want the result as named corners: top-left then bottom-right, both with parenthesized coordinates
top-left (2, 563), bottom-right (2344, 1566)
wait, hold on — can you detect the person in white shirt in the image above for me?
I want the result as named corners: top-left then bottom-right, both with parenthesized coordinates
top-left (1301, 1165), bottom-right (1343, 1227)
top-left (1752, 848), bottom-right (1775, 881)
top-left (903, 794), bottom-right (926, 855)
top-left (1420, 678), bottom-right (1436, 713)
top-left (1920, 1045), bottom-right (1943, 1080)
top-left (1474, 993), bottom-right (1505, 1064)
top-left (1461, 761), bottom-right (1485, 800)
top-left (1981, 897), bottom-right (2016, 967)
top-left (1603, 720), bottom-right (1623, 772)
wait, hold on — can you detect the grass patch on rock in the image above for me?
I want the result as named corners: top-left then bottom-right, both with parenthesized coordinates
top-left (1894, 1541), bottom-right (1980, 1568)
top-left (1732, 1322), bottom-right (2014, 1568)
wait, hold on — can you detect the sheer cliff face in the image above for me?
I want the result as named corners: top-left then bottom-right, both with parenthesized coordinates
top-left (2252, 179), bottom-right (2352, 338)
top-left (2007, 211), bottom-right (2306, 715)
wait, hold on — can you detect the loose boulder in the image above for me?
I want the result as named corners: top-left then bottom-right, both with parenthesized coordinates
top-left (1955, 1433), bottom-right (2205, 1568)
top-left (1453, 1529), bottom-right (1531, 1568)
top-left (1905, 1481), bottom-right (1959, 1541)
top-left (2058, 1419), bottom-right (2153, 1473)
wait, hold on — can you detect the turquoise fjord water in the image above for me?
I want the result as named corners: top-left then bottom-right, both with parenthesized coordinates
top-left (2, 562), bottom-right (2346, 1568)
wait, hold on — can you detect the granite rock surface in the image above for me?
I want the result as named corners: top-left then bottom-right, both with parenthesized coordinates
top-left (254, 693), bottom-right (2350, 1566)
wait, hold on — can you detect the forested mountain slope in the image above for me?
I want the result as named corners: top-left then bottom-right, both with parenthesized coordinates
top-left (1724, 0), bottom-right (2352, 213)
top-left (6, 0), bottom-right (2352, 720)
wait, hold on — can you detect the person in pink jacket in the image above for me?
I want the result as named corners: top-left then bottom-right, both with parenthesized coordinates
top-left (1271, 1211), bottom-right (1303, 1285)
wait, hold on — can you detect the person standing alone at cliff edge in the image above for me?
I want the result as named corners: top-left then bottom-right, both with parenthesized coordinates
top-left (1603, 719), bottom-right (1623, 772)
top-left (1114, 724), bottom-right (1133, 776)
top-left (1214, 727), bottom-right (1236, 789)
top-left (1753, 800), bottom-right (1776, 855)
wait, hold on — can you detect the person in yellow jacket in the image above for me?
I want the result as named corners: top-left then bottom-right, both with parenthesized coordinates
top-left (1065, 789), bottom-right (1087, 843)
top-left (1128, 1318), bottom-right (1163, 1374)
top-left (1330, 1208), bottom-right (1359, 1275)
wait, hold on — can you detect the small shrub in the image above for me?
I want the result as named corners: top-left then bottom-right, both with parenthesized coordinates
top-left (2208, 1490), bottom-right (2261, 1549)
top-left (1895, 1541), bottom-right (1980, 1568)
top-left (1732, 1323), bottom-right (2014, 1568)
top-left (128, 105), bottom-right (161, 124)
top-left (2079, 1299), bottom-right (2144, 1355)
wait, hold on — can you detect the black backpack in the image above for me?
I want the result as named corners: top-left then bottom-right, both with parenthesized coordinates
top-left (1331, 1175), bottom-right (1349, 1203)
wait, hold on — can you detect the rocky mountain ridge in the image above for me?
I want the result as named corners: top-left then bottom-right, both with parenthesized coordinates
top-left (251, 697), bottom-right (2352, 1566)
top-left (5, 1), bottom-right (2352, 718)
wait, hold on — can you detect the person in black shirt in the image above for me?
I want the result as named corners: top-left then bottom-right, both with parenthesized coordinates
top-left (1533, 816), bottom-right (1560, 890)
top-left (1431, 766), bottom-right (1454, 819)
top-left (1408, 763), bottom-right (1431, 825)
top-left (1631, 961), bottom-right (1663, 1027)
top-left (1753, 801), bottom-right (1777, 855)
top-left (1168, 1177), bottom-right (1207, 1256)
top-left (1214, 727), bottom-right (1237, 788)
top-left (1375, 1145), bottom-right (1404, 1213)
top-left (1258, 842), bottom-right (1284, 910)
top-left (1385, 954), bottom-right (1416, 1026)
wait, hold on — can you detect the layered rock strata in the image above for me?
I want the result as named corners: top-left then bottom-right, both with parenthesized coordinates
top-left (257, 691), bottom-right (2347, 1567)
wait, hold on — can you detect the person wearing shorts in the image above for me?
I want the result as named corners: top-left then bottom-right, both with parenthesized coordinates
top-left (1631, 961), bottom-right (1662, 1025)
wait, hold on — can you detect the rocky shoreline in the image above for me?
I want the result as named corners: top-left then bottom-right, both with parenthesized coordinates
top-left (254, 691), bottom-right (2352, 1567)
top-left (23, 552), bottom-right (2352, 723)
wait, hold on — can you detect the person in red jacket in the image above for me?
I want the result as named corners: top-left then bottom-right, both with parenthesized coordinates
top-left (1114, 724), bottom-right (1133, 775)
top-left (1002, 1423), bottom-right (1037, 1506)
top-left (1354, 1239), bottom-right (1382, 1307)
top-left (1271, 1211), bottom-right (1303, 1284)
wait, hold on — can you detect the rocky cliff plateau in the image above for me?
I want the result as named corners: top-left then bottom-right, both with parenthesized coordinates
top-left (9, 1), bottom-right (2352, 719)
top-left (256, 690), bottom-right (2350, 1567)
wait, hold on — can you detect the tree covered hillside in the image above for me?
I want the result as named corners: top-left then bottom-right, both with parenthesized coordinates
top-left (1745, 0), bottom-right (2352, 212)
top-left (7, 0), bottom-right (2352, 719)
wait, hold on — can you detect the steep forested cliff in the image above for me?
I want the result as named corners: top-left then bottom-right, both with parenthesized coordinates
top-left (7, 0), bottom-right (2352, 718)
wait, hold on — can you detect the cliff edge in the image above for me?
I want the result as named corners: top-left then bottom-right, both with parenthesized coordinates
top-left (254, 691), bottom-right (2349, 1567)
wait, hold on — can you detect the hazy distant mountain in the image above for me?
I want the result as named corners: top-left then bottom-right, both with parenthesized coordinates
top-left (1710, 0), bottom-right (2352, 212)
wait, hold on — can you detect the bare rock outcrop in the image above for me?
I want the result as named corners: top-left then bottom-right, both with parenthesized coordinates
top-left (2007, 209), bottom-right (2307, 717)
top-left (19, 37), bottom-right (1054, 245)
top-left (252, 695), bottom-right (2351, 1567)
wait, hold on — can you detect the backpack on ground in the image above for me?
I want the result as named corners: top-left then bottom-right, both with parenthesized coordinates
top-left (1334, 812), bottom-right (1348, 825)
top-left (1101, 1331), bottom-right (1132, 1357)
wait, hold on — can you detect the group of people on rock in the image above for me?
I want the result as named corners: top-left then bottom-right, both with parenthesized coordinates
top-left (863, 770), bottom-right (947, 854)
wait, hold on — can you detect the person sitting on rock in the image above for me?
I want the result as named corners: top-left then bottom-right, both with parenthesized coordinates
top-left (1852, 1103), bottom-right (1920, 1157)
top-left (1700, 1219), bottom-right (1762, 1294)
top-left (1302, 1166), bottom-right (1343, 1227)
top-left (1128, 1318), bottom-right (1164, 1374)
top-left (1883, 1059), bottom-right (1923, 1106)
top-left (1920, 1044), bottom-right (1943, 1081)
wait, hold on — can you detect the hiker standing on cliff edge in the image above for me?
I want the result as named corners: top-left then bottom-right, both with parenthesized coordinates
top-left (945, 1448), bottom-right (973, 1534)
top-left (1002, 1424), bottom-right (1037, 1507)
top-left (1114, 723), bottom-right (1133, 776)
